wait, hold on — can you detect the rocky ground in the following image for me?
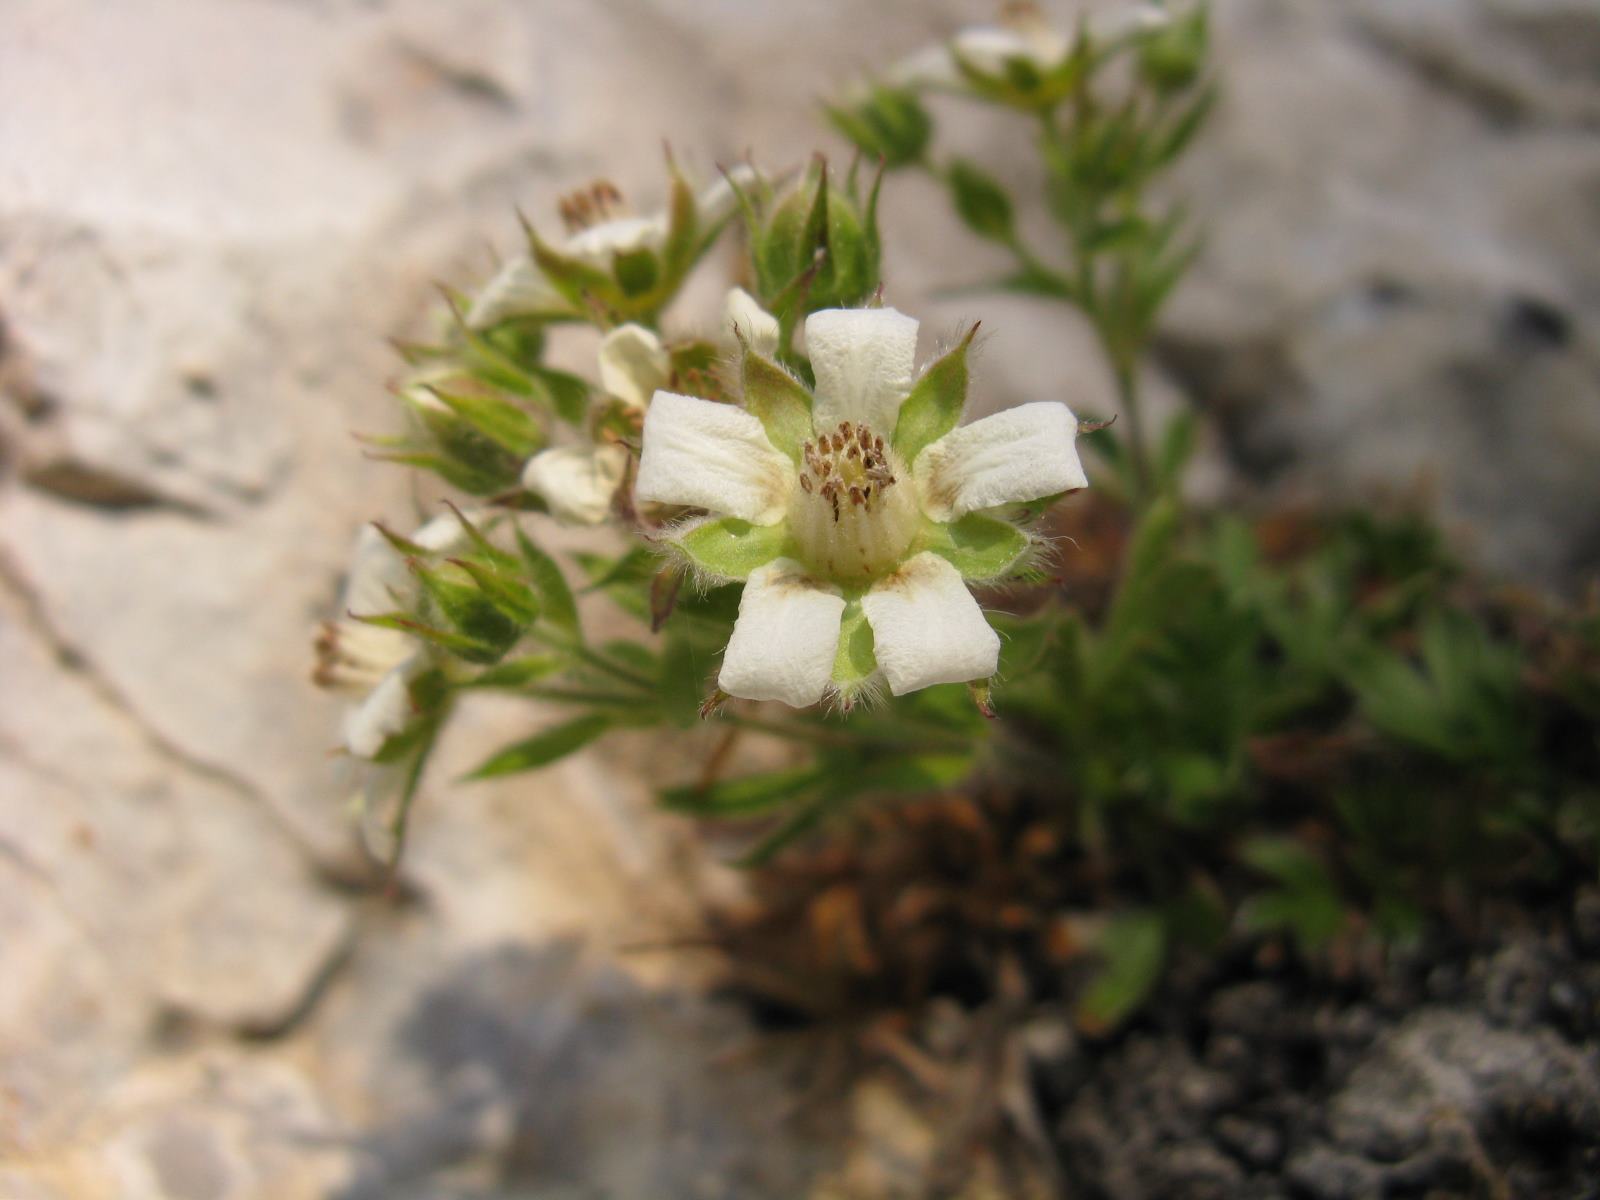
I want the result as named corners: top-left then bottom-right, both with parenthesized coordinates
top-left (2, 1), bottom-right (1598, 1197)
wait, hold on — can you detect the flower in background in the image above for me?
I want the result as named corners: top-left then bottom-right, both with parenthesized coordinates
top-left (635, 305), bottom-right (1086, 708)
top-left (315, 511), bottom-right (470, 758)
top-left (885, 3), bottom-right (1174, 106)
top-left (519, 322), bottom-right (671, 524)
top-left (468, 165), bottom-right (760, 328)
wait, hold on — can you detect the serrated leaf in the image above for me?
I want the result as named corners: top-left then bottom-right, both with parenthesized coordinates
top-left (466, 713), bottom-right (612, 780)
top-left (676, 517), bottom-right (790, 581)
top-left (741, 351), bottom-right (813, 462)
top-left (893, 325), bottom-right (976, 465)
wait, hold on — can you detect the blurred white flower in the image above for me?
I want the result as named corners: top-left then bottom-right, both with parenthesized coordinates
top-left (467, 166), bottom-right (759, 328)
top-left (316, 511), bottom-right (469, 758)
top-left (722, 286), bottom-right (781, 358)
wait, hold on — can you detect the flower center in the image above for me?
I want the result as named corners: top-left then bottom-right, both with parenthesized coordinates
top-left (558, 181), bottom-right (629, 232)
top-left (790, 421), bottom-right (920, 585)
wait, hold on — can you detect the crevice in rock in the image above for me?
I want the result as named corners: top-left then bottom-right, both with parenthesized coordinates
top-left (21, 456), bottom-right (216, 517)
top-left (0, 545), bottom-right (342, 887)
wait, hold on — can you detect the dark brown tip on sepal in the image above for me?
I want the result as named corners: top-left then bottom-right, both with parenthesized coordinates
top-left (699, 688), bottom-right (730, 720)
top-left (968, 678), bottom-right (998, 720)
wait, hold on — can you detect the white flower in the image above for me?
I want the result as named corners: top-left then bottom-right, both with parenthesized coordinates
top-left (467, 167), bottom-right (758, 329)
top-left (521, 443), bottom-right (630, 526)
top-left (519, 322), bottom-right (671, 525)
top-left (722, 287), bottom-right (781, 359)
top-left (316, 512), bottom-right (470, 758)
top-left (634, 306), bottom-right (1087, 707)
top-left (887, 4), bottom-right (1173, 91)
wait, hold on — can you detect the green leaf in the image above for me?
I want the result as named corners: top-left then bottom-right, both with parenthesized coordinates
top-left (525, 365), bottom-right (591, 427)
top-left (514, 527), bottom-right (581, 640)
top-left (919, 513), bottom-right (1030, 581)
top-left (465, 713), bottom-right (613, 779)
top-left (661, 766), bottom-right (827, 818)
top-left (832, 602), bottom-right (877, 687)
top-left (424, 384), bottom-right (544, 458)
top-left (461, 655), bottom-right (565, 689)
top-left (892, 324), bottom-right (976, 465)
top-left (740, 351), bottom-right (813, 462)
top-left (676, 517), bottom-right (790, 581)
top-left (946, 159), bottom-right (1015, 243)
top-left (1076, 911), bottom-right (1166, 1033)
top-left (1239, 837), bottom-right (1346, 948)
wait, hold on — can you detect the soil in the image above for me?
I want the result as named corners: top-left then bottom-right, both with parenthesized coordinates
top-left (711, 800), bottom-right (1600, 1199)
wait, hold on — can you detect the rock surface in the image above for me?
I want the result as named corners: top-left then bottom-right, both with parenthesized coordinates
top-left (2, 0), bottom-right (1598, 1195)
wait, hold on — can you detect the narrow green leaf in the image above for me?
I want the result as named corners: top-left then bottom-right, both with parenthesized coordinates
top-left (1076, 911), bottom-right (1167, 1033)
top-left (676, 517), bottom-right (789, 581)
top-left (661, 766), bottom-right (826, 817)
top-left (740, 351), bottom-right (813, 462)
top-left (515, 527), bottom-right (581, 640)
top-left (893, 324), bottom-right (976, 465)
top-left (462, 655), bottom-right (565, 689)
top-left (466, 713), bottom-right (612, 779)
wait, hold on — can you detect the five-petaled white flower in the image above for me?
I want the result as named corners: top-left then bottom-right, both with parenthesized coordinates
top-left (634, 305), bottom-right (1087, 708)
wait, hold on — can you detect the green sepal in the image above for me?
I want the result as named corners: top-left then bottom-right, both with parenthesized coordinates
top-left (611, 247), bottom-right (660, 297)
top-left (421, 383), bottom-right (545, 458)
top-left (675, 517), bottom-right (790, 582)
top-left (411, 563), bottom-right (529, 664)
top-left (918, 513), bottom-right (1031, 582)
top-left (831, 602), bottom-right (877, 690)
top-left (740, 350), bottom-right (813, 463)
top-left (659, 159), bottom-right (699, 277)
top-left (514, 526), bottom-right (581, 641)
top-left (526, 225), bottom-right (617, 309)
top-left (352, 611), bottom-right (504, 665)
top-left (893, 324), bottom-right (976, 465)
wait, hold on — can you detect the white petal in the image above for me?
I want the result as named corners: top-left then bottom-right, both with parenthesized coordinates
top-left (343, 654), bottom-right (425, 759)
top-left (953, 25), bottom-right (1070, 74)
top-left (522, 444), bottom-right (628, 526)
top-left (341, 512), bottom-right (468, 617)
top-left (861, 552), bottom-right (999, 695)
top-left (805, 307), bottom-right (920, 434)
top-left (412, 510), bottom-right (475, 554)
top-left (634, 390), bottom-right (794, 524)
top-left (914, 401), bottom-right (1088, 522)
top-left (342, 524), bottom-right (412, 617)
top-left (598, 324), bottom-right (670, 410)
top-left (718, 559), bottom-right (845, 707)
top-left (884, 43), bottom-right (962, 89)
top-left (466, 256), bottom-right (568, 328)
top-left (722, 286), bottom-right (780, 358)
top-left (564, 215), bottom-right (665, 267)
top-left (696, 163), bottom-right (760, 228)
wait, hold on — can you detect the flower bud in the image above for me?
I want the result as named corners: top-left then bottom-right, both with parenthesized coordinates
top-left (748, 160), bottom-right (882, 319)
top-left (826, 85), bottom-right (933, 170)
top-left (1137, 5), bottom-right (1208, 93)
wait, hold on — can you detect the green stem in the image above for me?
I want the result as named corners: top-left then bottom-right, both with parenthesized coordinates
top-left (1112, 351), bottom-right (1154, 506)
top-left (529, 629), bottom-right (654, 691)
